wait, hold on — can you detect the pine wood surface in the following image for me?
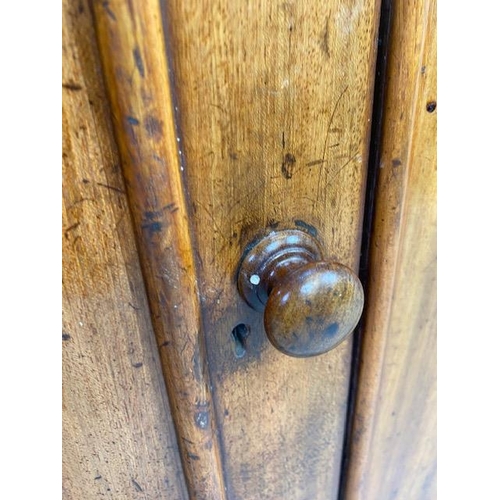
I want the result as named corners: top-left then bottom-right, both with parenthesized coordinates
top-left (62, 0), bottom-right (188, 497)
top-left (343, 1), bottom-right (437, 498)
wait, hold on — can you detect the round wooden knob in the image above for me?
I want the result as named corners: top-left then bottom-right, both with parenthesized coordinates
top-left (238, 230), bottom-right (364, 357)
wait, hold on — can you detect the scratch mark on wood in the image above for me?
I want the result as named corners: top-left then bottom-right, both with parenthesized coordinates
top-left (131, 478), bottom-right (143, 492)
top-left (210, 103), bottom-right (227, 114)
top-left (126, 0), bottom-right (135, 20)
top-left (327, 152), bottom-right (360, 185)
top-left (96, 182), bottom-right (125, 194)
top-left (133, 47), bottom-right (145, 78)
top-left (102, 1), bottom-right (116, 21)
top-left (322, 87), bottom-right (348, 164)
top-left (315, 86), bottom-right (349, 207)
top-left (64, 222), bottom-right (80, 237)
top-left (195, 202), bottom-right (230, 243)
top-left (63, 82), bottom-right (83, 91)
top-left (321, 16), bottom-right (331, 57)
top-left (180, 339), bottom-right (190, 356)
top-left (227, 178), bottom-right (266, 212)
top-left (164, 202), bottom-right (179, 213)
top-left (306, 159), bottom-right (326, 167)
top-left (67, 198), bottom-right (93, 210)
top-left (72, 235), bottom-right (82, 249)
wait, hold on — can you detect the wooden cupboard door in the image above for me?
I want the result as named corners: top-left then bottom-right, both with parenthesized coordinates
top-left (88, 0), bottom-right (381, 499)
top-left (62, 0), bottom-right (188, 497)
top-left (63, 0), bottom-right (437, 497)
top-left (164, 3), bottom-right (380, 499)
top-left (344, 1), bottom-right (437, 498)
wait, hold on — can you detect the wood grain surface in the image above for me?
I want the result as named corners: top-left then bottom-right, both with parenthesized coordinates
top-left (163, 1), bottom-right (381, 498)
top-left (62, 0), bottom-right (187, 498)
top-left (343, 1), bottom-right (437, 498)
top-left (91, 1), bottom-right (227, 498)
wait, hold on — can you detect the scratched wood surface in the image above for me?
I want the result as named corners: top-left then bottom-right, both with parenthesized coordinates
top-left (91, 0), bottom-right (228, 498)
top-left (343, 1), bottom-right (437, 498)
top-left (62, 0), bottom-right (188, 498)
top-left (164, 1), bottom-right (381, 498)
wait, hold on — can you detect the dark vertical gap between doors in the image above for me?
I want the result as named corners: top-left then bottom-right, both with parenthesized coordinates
top-left (337, 1), bottom-right (394, 497)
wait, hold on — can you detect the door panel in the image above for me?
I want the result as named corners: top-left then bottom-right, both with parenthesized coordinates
top-left (91, 0), bottom-right (381, 497)
top-left (343, 1), bottom-right (437, 498)
top-left (92, 1), bottom-right (227, 497)
top-left (62, 0), bottom-right (187, 497)
top-left (164, 1), bottom-right (381, 498)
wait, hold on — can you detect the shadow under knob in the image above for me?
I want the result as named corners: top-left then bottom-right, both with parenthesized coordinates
top-left (238, 229), bottom-right (364, 357)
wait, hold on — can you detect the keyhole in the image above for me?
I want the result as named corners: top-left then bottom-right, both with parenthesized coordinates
top-left (231, 323), bottom-right (250, 358)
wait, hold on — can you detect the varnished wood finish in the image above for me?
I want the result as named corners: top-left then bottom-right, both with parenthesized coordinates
top-left (266, 262), bottom-right (364, 357)
top-left (344, 1), bottom-right (437, 498)
top-left (91, 1), bottom-right (226, 498)
top-left (238, 229), bottom-right (323, 312)
top-left (238, 229), bottom-right (364, 357)
top-left (164, 1), bottom-right (381, 497)
top-left (62, 1), bottom-right (187, 497)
